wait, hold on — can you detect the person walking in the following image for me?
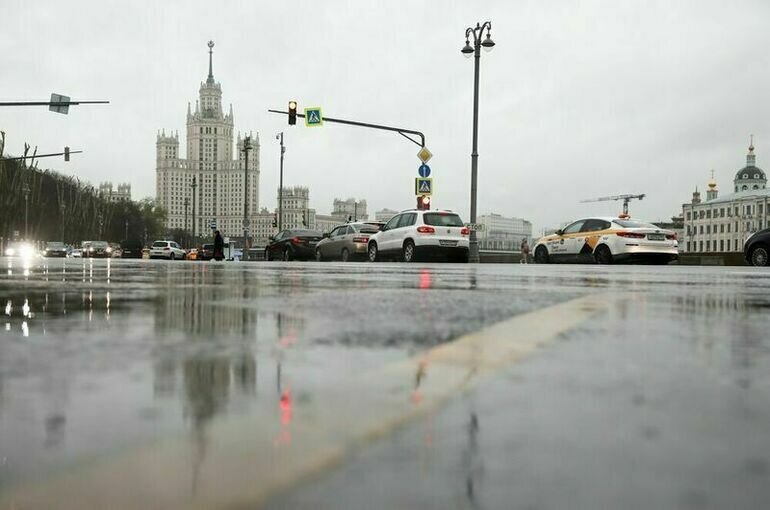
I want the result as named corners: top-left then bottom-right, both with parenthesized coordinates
top-left (213, 230), bottom-right (224, 261)
top-left (520, 238), bottom-right (530, 264)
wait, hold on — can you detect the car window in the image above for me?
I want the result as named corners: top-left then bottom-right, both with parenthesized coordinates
top-left (580, 219), bottom-right (611, 233)
top-left (423, 213), bottom-right (464, 227)
top-left (562, 221), bottom-right (585, 234)
top-left (397, 213), bottom-right (417, 228)
top-left (355, 224), bottom-right (381, 233)
top-left (337, 226), bottom-right (350, 236)
top-left (152, 241), bottom-right (167, 248)
top-left (383, 215), bottom-right (401, 231)
top-left (613, 220), bottom-right (660, 229)
top-left (172, 242), bottom-right (180, 249)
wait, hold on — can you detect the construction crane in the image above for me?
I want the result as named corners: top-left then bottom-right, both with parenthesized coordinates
top-left (580, 193), bottom-right (646, 217)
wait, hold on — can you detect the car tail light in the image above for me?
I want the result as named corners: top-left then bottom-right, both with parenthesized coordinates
top-left (666, 233), bottom-right (677, 240)
top-left (352, 236), bottom-right (369, 243)
top-left (416, 226), bottom-right (435, 234)
top-left (616, 231), bottom-right (645, 239)
top-left (460, 227), bottom-right (470, 236)
top-left (291, 237), bottom-right (302, 244)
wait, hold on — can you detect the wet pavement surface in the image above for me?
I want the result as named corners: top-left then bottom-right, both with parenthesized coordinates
top-left (0, 258), bottom-right (769, 509)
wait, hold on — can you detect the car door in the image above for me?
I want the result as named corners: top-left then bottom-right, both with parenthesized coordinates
top-left (379, 215), bottom-right (402, 254)
top-left (323, 226), bottom-right (344, 258)
top-left (577, 219), bottom-right (611, 262)
top-left (271, 231), bottom-right (287, 257)
top-left (553, 220), bottom-right (585, 262)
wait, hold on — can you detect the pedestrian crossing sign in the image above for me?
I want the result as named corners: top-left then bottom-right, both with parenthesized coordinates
top-left (415, 177), bottom-right (433, 196)
top-left (305, 107), bottom-right (323, 127)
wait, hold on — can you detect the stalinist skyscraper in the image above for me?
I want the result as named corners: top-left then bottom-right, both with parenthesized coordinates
top-left (156, 41), bottom-right (260, 238)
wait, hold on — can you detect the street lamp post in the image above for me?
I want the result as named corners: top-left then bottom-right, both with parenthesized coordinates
top-left (183, 197), bottom-right (189, 248)
top-left (276, 133), bottom-right (285, 232)
top-left (242, 136), bottom-right (252, 249)
top-left (22, 183), bottom-right (30, 240)
top-left (60, 199), bottom-right (66, 242)
top-left (190, 177), bottom-right (197, 247)
top-left (461, 21), bottom-right (495, 263)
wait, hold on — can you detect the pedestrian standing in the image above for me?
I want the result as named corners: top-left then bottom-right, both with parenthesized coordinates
top-left (213, 230), bottom-right (224, 261)
top-left (520, 238), bottom-right (530, 264)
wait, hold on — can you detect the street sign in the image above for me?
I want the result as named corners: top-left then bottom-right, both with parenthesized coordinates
top-left (417, 146), bottom-right (432, 163)
top-left (305, 107), bottom-right (323, 127)
top-left (465, 223), bottom-right (485, 232)
top-left (209, 220), bottom-right (217, 230)
top-left (418, 163), bottom-right (431, 178)
top-left (49, 93), bottom-right (70, 115)
top-left (415, 177), bottom-right (433, 196)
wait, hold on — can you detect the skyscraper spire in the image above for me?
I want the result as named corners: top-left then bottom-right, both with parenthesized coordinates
top-left (207, 40), bottom-right (215, 84)
top-left (747, 134), bottom-right (756, 167)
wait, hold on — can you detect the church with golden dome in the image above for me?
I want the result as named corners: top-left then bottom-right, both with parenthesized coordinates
top-left (682, 138), bottom-right (770, 253)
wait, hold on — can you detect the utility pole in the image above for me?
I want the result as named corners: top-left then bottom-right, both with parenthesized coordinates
top-left (183, 197), bottom-right (189, 248)
top-left (60, 199), bottom-right (66, 242)
top-left (242, 136), bottom-right (252, 249)
top-left (190, 177), bottom-right (197, 247)
top-left (23, 184), bottom-right (30, 240)
top-left (276, 132), bottom-right (285, 232)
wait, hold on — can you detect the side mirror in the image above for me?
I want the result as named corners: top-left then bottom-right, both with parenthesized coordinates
top-left (556, 229), bottom-right (564, 236)
top-left (322, 233), bottom-right (330, 238)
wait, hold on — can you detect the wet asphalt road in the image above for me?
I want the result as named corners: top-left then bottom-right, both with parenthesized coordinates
top-left (0, 257), bottom-right (769, 509)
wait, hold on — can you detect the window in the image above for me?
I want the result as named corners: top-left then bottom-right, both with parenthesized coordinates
top-left (720, 240), bottom-right (724, 251)
top-left (561, 220), bottom-right (585, 234)
top-left (720, 224), bottom-right (724, 233)
top-left (397, 213), bottom-right (417, 228)
top-left (699, 241), bottom-right (703, 252)
top-left (720, 208), bottom-right (725, 217)
top-left (383, 215), bottom-right (401, 231)
top-left (706, 210), bottom-right (711, 219)
top-left (699, 225), bottom-right (703, 234)
top-left (727, 223), bottom-right (731, 233)
top-left (686, 212), bottom-right (691, 220)
top-left (422, 213), bottom-right (463, 227)
top-left (706, 225), bottom-right (711, 234)
top-left (581, 219), bottom-right (611, 232)
top-left (686, 241), bottom-right (691, 252)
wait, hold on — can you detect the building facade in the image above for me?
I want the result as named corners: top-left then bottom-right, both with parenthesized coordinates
top-left (682, 141), bottom-right (770, 253)
top-left (155, 41), bottom-right (260, 238)
top-left (375, 208), bottom-right (398, 223)
top-left (331, 198), bottom-right (368, 221)
top-left (99, 182), bottom-right (131, 203)
top-left (276, 186), bottom-right (316, 231)
top-left (477, 213), bottom-right (533, 251)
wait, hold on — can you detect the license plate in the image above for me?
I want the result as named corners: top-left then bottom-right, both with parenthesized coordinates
top-left (439, 240), bottom-right (458, 247)
top-left (647, 234), bottom-right (665, 241)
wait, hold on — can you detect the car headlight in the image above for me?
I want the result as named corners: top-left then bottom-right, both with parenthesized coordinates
top-left (5, 248), bottom-right (15, 256)
top-left (106, 247), bottom-right (113, 253)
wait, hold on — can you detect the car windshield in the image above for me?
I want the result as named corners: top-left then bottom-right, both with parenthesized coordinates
top-left (46, 242), bottom-right (64, 248)
top-left (91, 241), bottom-right (108, 248)
top-left (354, 224), bottom-right (381, 233)
top-left (423, 213), bottom-right (464, 227)
top-left (614, 220), bottom-right (660, 229)
top-left (291, 230), bottom-right (322, 237)
top-left (152, 241), bottom-right (167, 248)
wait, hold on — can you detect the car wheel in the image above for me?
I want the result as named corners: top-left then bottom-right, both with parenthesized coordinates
top-left (315, 249), bottom-right (322, 262)
top-left (169, 253), bottom-right (175, 261)
top-left (750, 244), bottom-right (769, 267)
top-left (402, 240), bottom-right (416, 263)
top-left (368, 242), bottom-right (379, 262)
top-left (341, 248), bottom-right (350, 262)
top-left (534, 246), bottom-right (549, 264)
top-left (264, 248), bottom-right (271, 261)
top-left (282, 247), bottom-right (291, 261)
top-left (594, 245), bottom-right (613, 264)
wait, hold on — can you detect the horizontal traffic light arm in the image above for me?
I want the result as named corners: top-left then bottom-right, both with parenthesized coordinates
top-left (0, 101), bottom-right (109, 107)
top-left (268, 109), bottom-right (426, 148)
top-left (3, 150), bottom-right (83, 161)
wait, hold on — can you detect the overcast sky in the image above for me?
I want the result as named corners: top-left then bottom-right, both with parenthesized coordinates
top-left (3, 0), bottom-right (769, 232)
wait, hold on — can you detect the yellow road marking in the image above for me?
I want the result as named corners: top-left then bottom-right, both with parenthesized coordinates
top-left (0, 294), bottom-right (610, 510)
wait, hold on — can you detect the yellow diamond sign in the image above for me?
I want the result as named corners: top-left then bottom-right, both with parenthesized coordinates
top-left (417, 146), bottom-right (433, 163)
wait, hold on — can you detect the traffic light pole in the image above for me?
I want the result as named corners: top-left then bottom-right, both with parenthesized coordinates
top-left (3, 150), bottom-right (82, 161)
top-left (268, 110), bottom-right (426, 148)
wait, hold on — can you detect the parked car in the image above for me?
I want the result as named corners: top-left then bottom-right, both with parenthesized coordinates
top-left (198, 243), bottom-right (215, 261)
top-left (43, 241), bottom-right (68, 258)
top-left (264, 229), bottom-right (323, 261)
top-left (533, 217), bottom-right (679, 265)
top-left (69, 248), bottom-right (83, 258)
top-left (315, 222), bottom-right (384, 261)
top-left (744, 227), bottom-right (770, 266)
top-left (109, 243), bottom-right (122, 258)
top-left (148, 240), bottom-right (186, 260)
top-left (82, 241), bottom-right (111, 258)
top-left (186, 248), bottom-right (199, 261)
top-left (120, 239), bottom-right (144, 259)
top-left (367, 210), bottom-right (470, 263)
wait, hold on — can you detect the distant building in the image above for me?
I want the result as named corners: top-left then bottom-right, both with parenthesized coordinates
top-left (332, 198), bottom-right (368, 221)
top-left (253, 207), bottom-right (276, 246)
top-left (477, 213), bottom-right (533, 251)
top-left (276, 186), bottom-right (316, 231)
top-left (315, 214), bottom-right (345, 234)
top-left (155, 41), bottom-right (260, 238)
top-left (99, 182), bottom-right (131, 203)
top-left (375, 208), bottom-right (399, 223)
top-left (682, 140), bottom-right (770, 253)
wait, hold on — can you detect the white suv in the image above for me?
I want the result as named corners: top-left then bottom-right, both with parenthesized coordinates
top-left (149, 240), bottom-right (186, 260)
top-left (367, 209), bottom-right (470, 262)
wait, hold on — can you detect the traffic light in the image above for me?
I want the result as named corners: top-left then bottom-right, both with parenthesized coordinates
top-left (417, 195), bottom-right (431, 210)
top-left (64, 146), bottom-right (70, 162)
top-left (288, 101), bottom-right (297, 125)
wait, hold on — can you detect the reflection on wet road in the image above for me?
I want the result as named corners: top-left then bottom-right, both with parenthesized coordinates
top-left (1, 258), bottom-right (769, 509)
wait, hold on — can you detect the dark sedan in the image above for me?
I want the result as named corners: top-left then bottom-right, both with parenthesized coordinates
top-left (265, 229), bottom-right (323, 261)
top-left (120, 239), bottom-right (144, 259)
top-left (744, 228), bottom-right (770, 266)
top-left (43, 242), bottom-right (68, 258)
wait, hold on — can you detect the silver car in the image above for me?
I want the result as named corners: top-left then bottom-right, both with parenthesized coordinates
top-left (315, 222), bottom-right (383, 262)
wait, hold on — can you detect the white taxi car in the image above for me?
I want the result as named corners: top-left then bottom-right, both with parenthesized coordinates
top-left (533, 217), bottom-right (679, 264)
